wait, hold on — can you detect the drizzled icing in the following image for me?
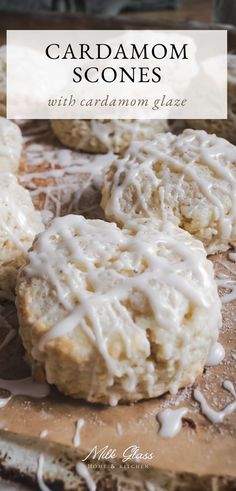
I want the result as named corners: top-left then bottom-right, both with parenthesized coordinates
top-left (228, 250), bottom-right (236, 262)
top-left (0, 173), bottom-right (44, 254)
top-left (0, 327), bottom-right (16, 352)
top-left (0, 377), bottom-right (50, 408)
top-left (40, 429), bottom-right (48, 439)
top-left (102, 129), bottom-right (236, 254)
top-left (0, 118), bottom-right (23, 173)
top-left (20, 215), bottom-right (221, 403)
top-left (216, 274), bottom-right (236, 304)
top-left (89, 119), bottom-right (168, 150)
top-left (37, 454), bottom-right (52, 491)
top-left (206, 341), bottom-right (225, 366)
top-left (116, 423), bottom-right (123, 435)
top-left (73, 418), bottom-right (85, 447)
top-left (228, 54), bottom-right (236, 85)
top-left (18, 120), bottom-right (115, 218)
top-left (0, 305), bottom-right (16, 352)
top-left (194, 380), bottom-right (236, 424)
top-left (157, 407), bottom-right (189, 438)
top-left (144, 482), bottom-right (164, 491)
top-left (76, 462), bottom-right (96, 491)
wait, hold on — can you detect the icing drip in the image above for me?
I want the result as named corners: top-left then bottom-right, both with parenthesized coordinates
top-left (19, 120), bottom-right (115, 218)
top-left (109, 393), bottom-right (119, 407)
top-left (0, 328), bottom-right (16, 352)
top-left (76, 462), bottom-right (96, 491)
top-left (0, 377), bottom-right (50, 408)
top-left (73, 418), bottom-right (85, 447)
top-left (144, 482), bottom-right (164, 491)
top-left (23, 215), bottom-right (221, 401)
top-left (194, 380), bottom-right (236, 423)
top-left (157, 407), bottom-right (189, 438)
top-left (206, 342), bottom-right (225, 366)
top-left (90, 119), bottom-right (168, 150)
top-left (0, 173), bottom-right (44, 260)
top-left (37, 454), bottom-right (52, 491)
top-left (40, 430), bottom-right (48, 439)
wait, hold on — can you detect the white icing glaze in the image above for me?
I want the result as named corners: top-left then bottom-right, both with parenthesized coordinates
top-left (206, 342), bottom-right (225, 366)
top-left (0, 328), bottom-right (16, 352)
top-left (223, 380), bottom-right (236, 398)
top-left (0, 305), bottom-right (16, 352)
top-left (23, 215), bottom-right (221, 402)
top-left (157, 407), bottom-right (189, 438)
top-left (116, 423), bottom-right (123, 436)
top-left (228, 250), bottom-right (236, 262)
top-left (37, 454), bottom-right (52, 491)
top-left (144, 482), bottom-right (164, 491)
top-left (194, 380), bottom-right (236, 424)
top-left (0, 118), bottom-right (22, 173)
top-left (216, 275), bottom-right (236, 304)
top-left (90, 119), bottom-right (168, 150)
top-left (40, 430), bottom-right (48, 439)
top-left (0, 377), bottom-right (50, 408)
top-left (0, 173), bottom-right (44, 254)
top-left (104, 129), bottom-right (236, 252)
top-left (19, 120), bottom-right (115, 218)
top-left (76, 462), bottom-right (96, 491)
top-left (73, 418), bottom-right (85, 447)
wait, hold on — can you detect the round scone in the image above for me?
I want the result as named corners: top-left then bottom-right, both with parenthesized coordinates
top-left (0, 45), bottom-right (6, 117)
top-left (0, 173), bottom-right (44, 295)
top-left (0, 117), bottom-right (23, 173)
top-left (186, 55), bottom-right (236, 145)
top-left (16, 215), bottom-right (221, 405)
top-left (51, 119), bottom-right (169, 154)
top-left (101, 129), bottom-right (236, 255)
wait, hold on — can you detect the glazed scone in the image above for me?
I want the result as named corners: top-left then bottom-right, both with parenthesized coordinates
top-left (0, 173), bottom-right (44, 295)
top-left (51, 119), bottom-right (169, 154)
top-left (0, 45), bottom-right (6, 117)
top-left (186, 55), bottom-right (236, 145)
top-left (0, 117), bottom-right (23, 173)
top-left (16, 215), bottom-right (221, 405)
top-left (102, 129), bottom-right (236, 255)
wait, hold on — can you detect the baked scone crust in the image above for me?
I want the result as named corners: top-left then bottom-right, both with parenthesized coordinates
top-left (51, 119), bottom-right (169, 154)
top-left (16, 215), bottom-right (221, 405)
top-left (0, 45), bottom-right (6, 117)
top-left (101, 129), bottom-right (236, 255)
top-left (0, 117), bottom-right (23, 173)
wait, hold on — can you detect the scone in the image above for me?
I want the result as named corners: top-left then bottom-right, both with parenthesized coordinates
top-left (16, 215), bottom-right (221, 405)
top-left (0, 45), bottom-right (6, 117)
top-left (0, 173), bottom-right (44, 295)
top-left (101, 129), bottom-right (236, 255)
top-left (18, 119), bottom-right (115, 219)
top-left (0, 117), bottom-right (23, 173)
top-left (51, 119), bottom-right (169, 154)
top-left (186, 55), bottom-right (236, 145)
